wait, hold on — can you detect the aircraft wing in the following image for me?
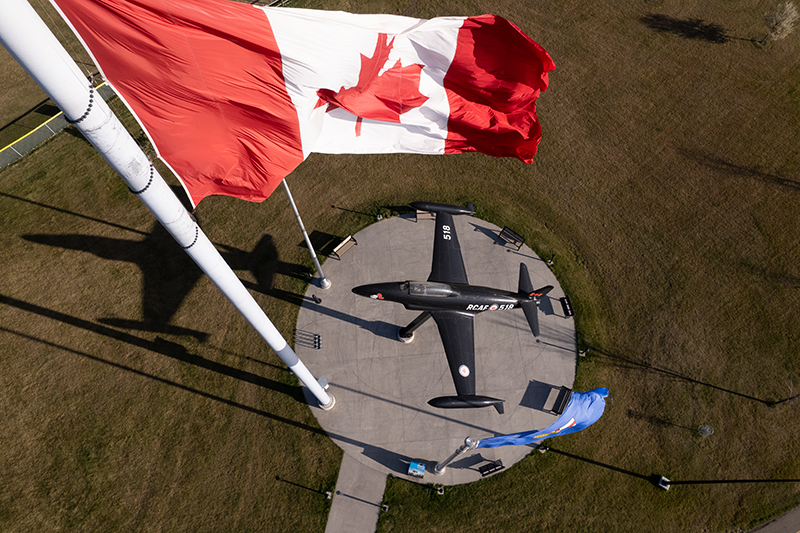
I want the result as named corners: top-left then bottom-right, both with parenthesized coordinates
top-left (431, 311), bottom-right (476, 396)
top-left (428, 211), bottom-right (468, 284)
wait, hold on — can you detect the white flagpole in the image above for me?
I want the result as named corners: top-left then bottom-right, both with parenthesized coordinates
top-left (281, 179), bottom-right (331, 289)
top-left (0, 0), bottom-right (334, 410)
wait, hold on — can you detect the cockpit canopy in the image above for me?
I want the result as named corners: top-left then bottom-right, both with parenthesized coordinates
top-left (403, 281), bottom-right (459, 297)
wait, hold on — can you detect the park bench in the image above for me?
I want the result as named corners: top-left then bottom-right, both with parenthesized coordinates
top-left (560, 295), bottom-right (575, 317)
top-left (544, 386), bottom-right (573, 415)
top-left (478, 459), bottom-right (505, 477)
top-left (498, 226), bottom-right (524, 250)
top-left (330, 235), bottom-right (357, 260)
top-left (416, 209), bottom-right (435, 222)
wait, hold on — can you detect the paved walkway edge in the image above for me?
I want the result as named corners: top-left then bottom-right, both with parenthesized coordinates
top-left (1, 83), bottom-right (116, 169)
top-left (325, 454), bottom-right (388, 533)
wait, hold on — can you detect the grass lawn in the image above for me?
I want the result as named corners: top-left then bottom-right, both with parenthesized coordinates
top-left (2, 0), bottom-right (800, 531)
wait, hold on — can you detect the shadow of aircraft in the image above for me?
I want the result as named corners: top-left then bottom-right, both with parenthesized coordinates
top-left (216, 233), bottom-right (313, 292)
top-left (24, 223), bottom-right (207, 340)
top-left (23, 226), bottom-right (311, 340)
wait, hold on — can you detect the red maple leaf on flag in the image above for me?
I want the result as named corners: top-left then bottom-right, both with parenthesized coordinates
top-left (316, 34), bottom-right (428, 135)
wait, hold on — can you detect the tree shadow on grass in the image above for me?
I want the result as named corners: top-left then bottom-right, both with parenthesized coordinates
top-left (640, 14), bottom-right (734, 44)
top-left (626, 409), bottom-right (695, 431)
top-left (678, 148), bottom-right (800, 192)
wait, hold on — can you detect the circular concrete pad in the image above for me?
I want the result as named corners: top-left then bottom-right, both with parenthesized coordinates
top-left (297, 214), bottom-right (576, 485)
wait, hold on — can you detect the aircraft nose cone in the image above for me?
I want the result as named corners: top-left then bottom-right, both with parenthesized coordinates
top-left (352, 282), bottom-right (397, 300)
top-left (351, 285), bottom-right (372, 298)
top-left (352, 283), bottom-right (387, 299)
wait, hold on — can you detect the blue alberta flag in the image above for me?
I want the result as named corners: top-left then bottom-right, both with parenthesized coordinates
top-left (476, 387), bottom-right (610, 449)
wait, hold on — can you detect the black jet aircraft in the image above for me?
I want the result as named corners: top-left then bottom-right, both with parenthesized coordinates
top-left (352, 201), bottom-right (553, 414)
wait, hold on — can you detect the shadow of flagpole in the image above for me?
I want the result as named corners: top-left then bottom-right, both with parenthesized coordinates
top-left (543, 445), bottom-right (800, 489)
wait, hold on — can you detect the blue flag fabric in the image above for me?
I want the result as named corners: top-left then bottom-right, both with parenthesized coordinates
top-left (475, 387), bottom-right (609, 449)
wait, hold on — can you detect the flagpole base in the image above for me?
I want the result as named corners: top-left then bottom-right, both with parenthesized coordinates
top-left (320, 392), bottom-right (336, 411)
top-left (433, 436), bottom-right (477, 475)
top-left (320, 277), bottom-right (332, 290)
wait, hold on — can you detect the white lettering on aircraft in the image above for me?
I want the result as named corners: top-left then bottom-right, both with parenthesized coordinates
top-left (466, 303), bottom-right (514, 311)
top-left (442, 224), bottom-right (451, 240)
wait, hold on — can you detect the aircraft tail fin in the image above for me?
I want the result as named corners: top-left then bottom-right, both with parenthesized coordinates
top-left (518, 263), bottom-right (553, 338)
top-left (518, 262), bottom-right (534, 295)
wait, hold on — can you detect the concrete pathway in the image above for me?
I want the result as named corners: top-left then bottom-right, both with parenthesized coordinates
top-left (750, 506), bottom-right (800, 533)
top-left (324, 454), bottom-right (387, 533)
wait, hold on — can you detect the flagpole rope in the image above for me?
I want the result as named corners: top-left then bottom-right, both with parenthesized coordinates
top-left (34, 0), bottom-right (95, 78)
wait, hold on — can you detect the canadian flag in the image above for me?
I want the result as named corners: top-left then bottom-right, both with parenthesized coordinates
top-left (51, 0), bottom-right (555, 206)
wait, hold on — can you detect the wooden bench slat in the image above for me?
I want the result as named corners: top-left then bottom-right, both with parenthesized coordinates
top-left (331, 235), bottom-right (357, 259)
top-left (544, 385), bottom-right (573, 415)
top-left (498, 226), bottom-right (524, 250)
top-left (560, 295), bottom-right (575, 317)
top-left (478, 460), bottom-right (504, 477)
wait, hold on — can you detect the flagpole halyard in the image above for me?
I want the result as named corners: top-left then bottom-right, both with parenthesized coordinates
top-left (0, 0), bottom-right (334, 410)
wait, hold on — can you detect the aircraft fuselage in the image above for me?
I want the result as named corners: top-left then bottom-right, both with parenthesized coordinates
top-left (352, 281), bottom-right (530, 313)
